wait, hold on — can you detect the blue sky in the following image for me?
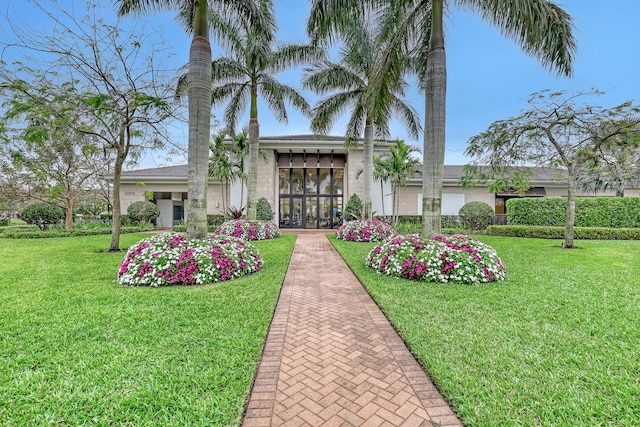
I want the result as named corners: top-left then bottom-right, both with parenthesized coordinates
top-left (2, 1), bottom-right (639, 167)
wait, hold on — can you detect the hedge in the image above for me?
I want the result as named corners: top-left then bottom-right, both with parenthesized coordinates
top-left (486, 225), bottom-right (640, 240)
top-left (507, 197), bottom-right (640, 228)
top-left (1, 226), bottom-right (152, 239)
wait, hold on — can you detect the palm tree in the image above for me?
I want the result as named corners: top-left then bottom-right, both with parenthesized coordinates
top-left (209, 131), bottom-right (243, 216)
top-left (115, 0), bottom-right (271, 238)
top-left (210, 4), bottom-right (325, 219)
top-left (308, 0), bottom-right (576, 237)
top-left (303, 17), bottom-right (421, 220)
top-left (377, 139), bottom-right (421, 225)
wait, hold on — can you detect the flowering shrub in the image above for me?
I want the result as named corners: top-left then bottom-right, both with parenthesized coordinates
top-left (117, 232), bottom-right (264, 286)
top-left (335, 220), bottom-right (395, 242)
top-left (213, 220), bottom-right (281, 240)
top-left (366, 234), bottom-right (506, 284)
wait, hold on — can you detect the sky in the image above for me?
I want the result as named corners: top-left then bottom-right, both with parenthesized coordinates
top-left (2, 0), bottom-right (639, 168)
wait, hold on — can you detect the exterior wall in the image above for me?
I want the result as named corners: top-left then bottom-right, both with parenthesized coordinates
top-left (395, 185), bottom-right (495, 216)
top-left (345, 150), bottom-right (364, 202)
top-left (118, 182), bottom-right (225, 216)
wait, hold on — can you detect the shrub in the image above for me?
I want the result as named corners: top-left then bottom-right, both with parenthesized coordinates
top-left (1, 225), bottom-right (150, 239)
top-left (366, 234), bottom-right (506, 284)
top-left (256, 197), bottom-right (274, 220)
top-left (458, 201), bottom-right (494, 231)
top-left (127, 201), bottom-right (160, 224)
top-left (117, 232), bottom-right (264, 286)
top-left (344, 194), bottom-right (363, 221)
top-left (207, 214), bottom-right (225, 227)
top-left (0, 216), bottom-right (9, 227)
top-left (21, 203), bottom-right (65, 230)
top-left (506, 197), bottom-right (640, 228)
top-left (335, 219), bottom-right (395, 242)
top-left (486, 225), bottom-right (640, 240)
top-left (213, 220), bottom-right (281, 240)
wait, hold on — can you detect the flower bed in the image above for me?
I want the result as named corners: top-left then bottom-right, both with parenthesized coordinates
top-left (335, 220), bottom-right (395, 242)
top-left (366, 234), bottom-right (506, 284)
top-left (213, 220), bottom-right (281, 241)
top-left (117, 233), bottom-right (264, 286)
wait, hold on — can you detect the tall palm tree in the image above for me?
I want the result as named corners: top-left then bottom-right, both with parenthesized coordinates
top-left (115, 0), bottom-right (271, 238)
top-left (308, 0), bottom-right (576, 237)
top-left (378, 139), bottom-right (421, 225)
top-left (210, 4), bottom-right (325, 219)
top-left (303, 17), bottom-right (421, 220)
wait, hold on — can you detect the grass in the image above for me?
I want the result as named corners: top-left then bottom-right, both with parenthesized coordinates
top-left (0, 233), bottom-right (295, 426)
top-left (330, 235), bottom-right (640, 426)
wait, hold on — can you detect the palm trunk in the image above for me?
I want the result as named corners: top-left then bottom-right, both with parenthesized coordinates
top-left (380, 180), bottom-right (386, 219)
top-left (186, 0), bottom-right (211, 239)
top-left (363, 120), bottom-right (374, 220)
top-left (563, 167), bottom-right (577, 248)
top-left (421, 0), bottom-right (446, 238)
top-left (247, 88), bottom-right (259, 220)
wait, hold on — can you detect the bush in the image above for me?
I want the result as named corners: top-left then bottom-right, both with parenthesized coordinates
top-left (127, 201), bottom-right (160, 224)
top-left (117, 232), bottom-right (264, 286)
top-left (458, 201), bottom-right (494, 231)
top-left (344, 194), bottom-right (363, 221)
top-left (256, 197), bottom-right (274, 220)
top-left (366, 234), bottom-right (506, 284)
top-left (213, 220), bottom-right (281, 240)
top-left (0, 216), bottom-right (9, 227)
top-left (21, 203), bottom-right (65, 230)
top-left (335, 219), bottom-right (395, 242)
top-left (1, 225), bottom-right (150, 239)
top-left (207, 214), bottom-right (226, 227)
top-left (487, 225), bottom-right (640, 240)
top-left (506, 197), bottom-right (640, 228)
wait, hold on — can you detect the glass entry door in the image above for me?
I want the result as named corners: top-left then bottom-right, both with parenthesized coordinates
top-left (279, 168), bottom-right (343, 229)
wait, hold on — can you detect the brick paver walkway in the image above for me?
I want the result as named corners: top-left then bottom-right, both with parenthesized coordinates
top-left (242, 233), bottom-right (462, 426)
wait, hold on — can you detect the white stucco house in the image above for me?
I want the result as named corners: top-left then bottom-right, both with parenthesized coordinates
top-left (108, 135), bottom-right (640, 229)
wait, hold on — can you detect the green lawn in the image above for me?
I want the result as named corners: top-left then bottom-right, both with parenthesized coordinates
top-left (0, 233), bottom-right (295, 426)
top-left (331, 235), bottom-right (640, 426)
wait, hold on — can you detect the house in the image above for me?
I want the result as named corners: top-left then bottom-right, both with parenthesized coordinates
top-left (111, 135), bottom-right (640, 229)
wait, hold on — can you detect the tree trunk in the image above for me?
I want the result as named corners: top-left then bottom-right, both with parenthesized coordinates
top-left (380, 180), bottom-right (386, 220)
top-left (65, 197), bottom-right (74, 230)
top-left (186, 0), bottom-right (212, 239)
top-left (421, 0), bottom-right (446, 238)
top-left (247, 88), bottom-right (259, 220)
top-left (563, 171), bottom-right (577, 248)
top-left (109, 150), bottom-right (124, 251)
top-left (363, 120), bottom-right (374, 220)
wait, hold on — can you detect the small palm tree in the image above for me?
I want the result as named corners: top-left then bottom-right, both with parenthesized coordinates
top-left (303, 17), bottom-right (421, 220)
top-left (209, 131), bottom-right (243, 217)
top-left (377, 139), bottom-right (421, 225)
top-left (308, 0), bottom-right (576, 236)
top-left (210, 3), bottom-right (324, 219)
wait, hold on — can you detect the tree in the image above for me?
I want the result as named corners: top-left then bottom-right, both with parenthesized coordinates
top-left (308, 0), bottom-right (577, 237)
top-left (208, 130), bottom-right (242, 216)
top-left (208, 2), bottom-right (324, 220)
top-left (376, 139), bottom-right (421, 225)
top-left (0, 74), bottom-right (106, 230)
top-left (576, 124), bottom-right (640, 197)
top-left (1, 3), bottom-right (176, 249)
top-left (303, 17), bottom-right (421, 220)
top-left (462, 90), bottom-right (640, 248)
top-left (116, 0), bottom-right (271, 238)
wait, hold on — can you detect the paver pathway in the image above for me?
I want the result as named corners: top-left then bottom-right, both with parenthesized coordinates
top-left (242, 233), bottom-right (462, 426)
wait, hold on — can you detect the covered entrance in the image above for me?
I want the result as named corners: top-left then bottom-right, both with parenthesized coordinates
top-left (278, 153), bottom-right (345, 229)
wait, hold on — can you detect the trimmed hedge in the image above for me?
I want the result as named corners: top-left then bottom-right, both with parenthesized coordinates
top-left (487, 225), bottom-right (640, 240)
top-left (207, 214), bottom-right (225, 227)
top-left (507, 197), bottom-right (640, 228)
top-left (1, 226), bottom-right (151, 239)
